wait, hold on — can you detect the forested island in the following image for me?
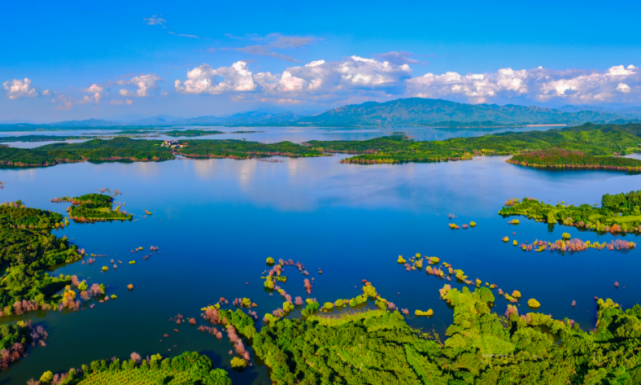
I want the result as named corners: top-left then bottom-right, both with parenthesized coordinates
top-left (499, 190), bottom-right (641, 233)
top-left (67, 194), bottom-right (132, 222)
top-left (33, 351), bottom-right (231, 385)
top-left (163, 129), bottom-right (224, 137)
top-left (0, 135), bottom-right (89, 143)
top-left (1, 123), bottom-right (641, 170)
top-left (201, 280), bottom-right (641, 384)
top-left (0, 201), bottom-right (83, 311)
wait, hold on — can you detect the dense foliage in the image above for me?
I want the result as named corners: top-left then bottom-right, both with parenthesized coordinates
top-left (68, 193), bottom-right (132, 222)
top-left (499, 191), bottom-right (641, 232)
top-left (35, 351), bottom-right (231, 385)
top-left (307, 123), bottom-right (641, 166)
top-left (0, 137), bottom-right (173, 167)
top-left (0, 203), bottom-right (80, 308)
top-left (253, 285), bottom-right (641, 385)
top-left (177, 140), bottom-right (323, 159)
top-left (3, 123), bottom-right (641, 169)
top-left (508, 148), bottom-right (641, 169)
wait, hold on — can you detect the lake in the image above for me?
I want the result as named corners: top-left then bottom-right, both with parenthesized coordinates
top-left (0, 128), bottom-right (639, 384)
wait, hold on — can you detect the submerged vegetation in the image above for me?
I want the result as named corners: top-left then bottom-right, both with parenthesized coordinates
top-left (499, 191), bottom-right (641, 233)
top-left (34, 351), bottom-right (231, 385)
top-left (66, 193), bottom-right (132, 222)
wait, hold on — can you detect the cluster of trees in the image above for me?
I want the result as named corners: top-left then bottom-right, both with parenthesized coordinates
top-left (33, 351), bottom-right (231, 385)
top-left (508, 148), bottom-right (641, 169)
top-left (0, 320), bottom-right (48, 370)
top-left (307, 123), bottom-right (641, 167)
top-left (252, 284), bottom-right (641, 384)
top-left (68, 193), bottom-right (132, 222)
top-left (0, 137), bottom-right (174, 167)
top-left (177, 139), bottom-right (323, 159)
top-left (0, 203), bottom-right (86, 310)
top-left (499, 192), bottom-right (641, 233)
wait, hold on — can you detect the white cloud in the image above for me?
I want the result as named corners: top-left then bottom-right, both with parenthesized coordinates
top-left (42, 89), bottom-right (51, 96)
top-left (118, 74), bottom-right (163, 97)
top-left (144, 15), bottom-right (166, 25)
top-left (407, 64), bottom-right (640, 104)
top-left (616, 83), bottom-right (631, 93)
top-left (175, 62), bottom-right (256, 94)
top-left (83, 84), bottom-right (104, 103)
top-left (3, 78), bottom-right (39, 99)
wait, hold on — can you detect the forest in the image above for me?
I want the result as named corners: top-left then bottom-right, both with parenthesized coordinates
top-left (33, 351), bottom-right (231, 385)
top-left (251, 285), bottom-right (641, 385)
top-left (177, 139), bottom-right (323, 159)
top-left (67, 193), bottom-right (132, 222)
top-left (0, 202), bottom-right (82, 310)
top-left (499, 190), bottom-right (641, 233)
top-left (1, 123), bottom-right (641, 169)
top-left (307, 123), bottom-right (641, 166)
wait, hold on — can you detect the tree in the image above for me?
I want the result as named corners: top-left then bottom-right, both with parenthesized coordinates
top-left (39, 371), bottom-right (53, 384)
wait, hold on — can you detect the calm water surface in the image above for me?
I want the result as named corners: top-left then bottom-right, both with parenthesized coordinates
top-left (0, 139), bottom-right (639, 384)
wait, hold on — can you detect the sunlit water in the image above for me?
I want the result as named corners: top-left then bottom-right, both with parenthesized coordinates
top-left (0, 132), bottom-right (639, 384)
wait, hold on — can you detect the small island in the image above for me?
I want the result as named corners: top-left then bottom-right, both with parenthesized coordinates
top-left (499, 191), bottom-right (641, 232)
top-left (67, 193), bottom-right (133, 222)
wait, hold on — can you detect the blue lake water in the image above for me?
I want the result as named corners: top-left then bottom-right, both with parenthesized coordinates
top-left (0, 128), bottom-right (639, 384)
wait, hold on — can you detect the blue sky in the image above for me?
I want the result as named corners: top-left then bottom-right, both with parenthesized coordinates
top-left (2, 0), bottom-right (641, 122)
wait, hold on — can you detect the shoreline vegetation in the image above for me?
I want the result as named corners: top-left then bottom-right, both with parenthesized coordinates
top-left (64, 193), bottom-right (132, 222)
top-left (0, 123), bottom-right (641, 170)
top-left (499, 191), bottom-right (641, 233)
top-left (33, 351), bottom-right (231, 385)
top-left (204, 279), bottom-right (641, 384)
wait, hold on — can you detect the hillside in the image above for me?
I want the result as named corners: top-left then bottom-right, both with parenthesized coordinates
top-left (294, 98), bottom-right (629, 127)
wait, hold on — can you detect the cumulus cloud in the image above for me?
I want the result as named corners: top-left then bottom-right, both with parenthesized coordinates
top-left (3, 78), bottom-right (39, 99)
top-left (83, 84), bottom-right (104, 103)
top-left (144, 15), bottom-right (166, 25)
top-left (175, 62), bottom-right (256, 94)
top-left (118, 74), bottom-right (163, 97)
top-left (176, 56), bottom-right (412, 101)
top-left (407, 64), bottom-right (640, 104)
top-left (42, 89), bottom-right (51, 96)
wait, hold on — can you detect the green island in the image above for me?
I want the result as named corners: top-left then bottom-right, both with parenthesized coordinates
top-left (0, 137), bottom-right (173, 167)
top-left (2, 123), bottom-right (641, 169)
top-left (0, 202), bottom-right (83, 311)
top-left (163, 129), bottom-right (224, 137)
top-left (203, 280), bottom-right (641, 385)
top-left (499, 190), bottom-right (641, 232)
top-left (307, 123), bottom-right (641, 167)
top-left (66, 193), bottom-right (132, 222)
top-left (176, 139), bottom-right (323, 159)
top-left (34, 351), bottom-right (231, 385)
top-left (0, 135), bottom-right (90, 143)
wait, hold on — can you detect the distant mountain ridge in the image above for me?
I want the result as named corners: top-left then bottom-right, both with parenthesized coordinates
top-left (1, 98), bottom-right (639, 131)
top-left (292, 98), bottom-right (630, 127)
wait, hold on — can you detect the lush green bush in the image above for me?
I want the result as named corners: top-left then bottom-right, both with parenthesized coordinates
top-left (253, 285), bottom-right (641, 385)
top-left (0, 203), bottom-right (81, 308)
top-left (499, 191), bottom-right (641, 232)
top-left (36, 351), bottom-right (231, 385)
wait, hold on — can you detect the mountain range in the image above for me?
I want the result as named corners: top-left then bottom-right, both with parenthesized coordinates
top-left (1, 98), bottom-right (639, 130)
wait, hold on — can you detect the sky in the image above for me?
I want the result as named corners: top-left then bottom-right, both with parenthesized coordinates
top-left (2, 0), bottom-right (641, 122)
